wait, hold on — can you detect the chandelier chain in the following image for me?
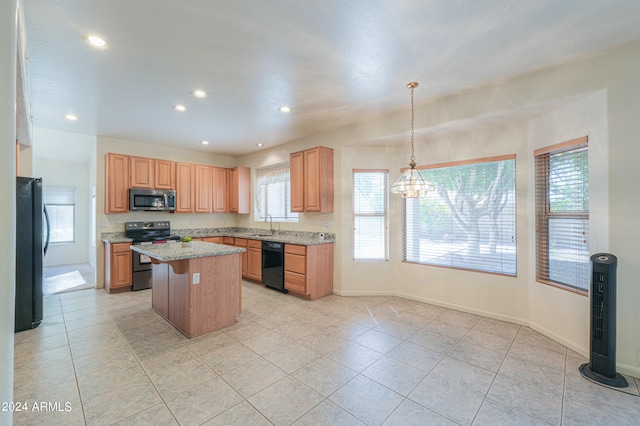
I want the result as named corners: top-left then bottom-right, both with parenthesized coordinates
top-left (410, 86), bottom-right (415, 163)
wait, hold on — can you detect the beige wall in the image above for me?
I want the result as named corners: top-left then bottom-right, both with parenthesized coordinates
top-left (1, 1), bottom-right (17, 423)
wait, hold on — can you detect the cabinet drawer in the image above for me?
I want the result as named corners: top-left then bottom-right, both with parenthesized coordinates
top-left (234, 238), bottom-right (247, 247)
top-left (112, 243), bottom-right (131, 253)
top-left (285, 244), bottom-right (306, 256)
top-left (285, 253), bottom-right (305, 274)
top-left (203, 237), bottom-right (221, 243)
top-left (222, 237), bottom-right (235, 245)
top-left (284, 271), bottom-right (306, 294)
top-left (247, 239), bottom-right (262, 249)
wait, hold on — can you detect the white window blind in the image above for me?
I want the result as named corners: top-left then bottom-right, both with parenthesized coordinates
top-left (353, 170), bottom-right (388, 261)
top-left (403, 155), bottom-right (517, 276)
top-left (256, 165), bottom-right (298, 221)
top-left (535, 137), bottom-right (589, 293)
top-left (44, 185), bottom-right (76, 243)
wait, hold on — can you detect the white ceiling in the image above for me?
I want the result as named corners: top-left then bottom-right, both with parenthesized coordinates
top-left (22, 0), bottom-right (640, 156)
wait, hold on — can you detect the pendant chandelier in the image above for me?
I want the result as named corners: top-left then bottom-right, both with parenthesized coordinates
top-left (390, 82), bottom-right (433, 198)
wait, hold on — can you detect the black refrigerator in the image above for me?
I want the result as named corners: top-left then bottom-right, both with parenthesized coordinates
top-left (15, 177), bottom-right (50, 332)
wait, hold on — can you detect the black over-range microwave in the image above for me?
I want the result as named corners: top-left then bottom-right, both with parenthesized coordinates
top-left (129, 188), bottom-right (176, 211)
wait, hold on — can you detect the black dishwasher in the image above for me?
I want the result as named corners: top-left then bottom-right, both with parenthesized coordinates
top-left (262, 241), bottom-right (287, 293)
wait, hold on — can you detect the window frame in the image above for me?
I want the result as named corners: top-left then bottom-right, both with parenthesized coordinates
top-left (255, 164), bottom-right (299, 223)
top-left (44, 185), bottom-right (76, 244)
top-left (402, 154), bottom-right (517, 277)
top-left (535, 136), bottom-right (589, 296)
top-left (353, 169), bottom-right (389, 262)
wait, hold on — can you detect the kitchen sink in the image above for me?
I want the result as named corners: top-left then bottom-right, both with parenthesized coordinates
top-left (249, 233), bottom-right (274, 237)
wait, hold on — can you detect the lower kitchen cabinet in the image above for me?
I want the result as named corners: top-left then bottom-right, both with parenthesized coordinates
top-left (284, 243), bottom-right (333, 300)
top-left (104, 242), bottom-right (132, 293)
top-left (246, 239), bottom-right (262, 281)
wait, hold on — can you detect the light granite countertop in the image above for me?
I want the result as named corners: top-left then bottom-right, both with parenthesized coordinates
top-left (130, 241), bottom-right (245, 261)
top-left (103, 227), bottom-right (335, 246)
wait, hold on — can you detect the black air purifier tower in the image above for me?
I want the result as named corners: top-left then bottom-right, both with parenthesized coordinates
top-left (579, 253), bottom-right (628, 388)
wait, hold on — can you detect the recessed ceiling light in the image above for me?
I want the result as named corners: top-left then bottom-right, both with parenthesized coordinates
top-left (256, 143), bottom-right (264, 147)
top-left (279, 106), bottom-right (291, 113)
top-left (173, 104), bottom-right (187, 112)
top-left (64, 114), bottom-right (78, 121)
top-left (84, 34), bottom-right (108, 49)
top-left (201, 140), bottom-right (209, 145)
top-left (192, 90), bottom-right (207, 98)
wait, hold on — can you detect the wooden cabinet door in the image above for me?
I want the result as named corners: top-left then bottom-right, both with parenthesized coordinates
top-left (247, 243), bottom-right (262, 281)
top-left (155, 160), bottom-right (175, 189)
top-left (212, 167), bottom-right (229, 213)
top-left (194, 165), bottom-right (212, 213)
top-left (234, 238), bottom-right (248, 277)
top-left (303, 148), bottom-right (321, 211)
top-left (290, 151), bottom-right (304, 212)
top-left (111, 250), bottom-right (132, 287)
top-left (229, 166), bottom-right (251, 214)
top-left (129, 156), bottom-right (154, 188)
top-left (105, 153), bottom-right (129, 213)
top-left (176, 163), bottom-right (194, 213)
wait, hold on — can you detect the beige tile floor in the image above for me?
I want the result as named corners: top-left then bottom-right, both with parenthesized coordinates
top-left (13, 281), bottom-right (640, 425)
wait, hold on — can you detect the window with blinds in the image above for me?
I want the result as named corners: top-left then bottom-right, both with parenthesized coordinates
top-left (403, 155), bottom-right (517, 276)
top-left (353, 170), bottom-right (388, 261)
top-left (535, 137), bottom-right (589, 293)
top-left (256, 165), bottom-right (298, 221)
top-left (44, 185), bottom-right (76, 243)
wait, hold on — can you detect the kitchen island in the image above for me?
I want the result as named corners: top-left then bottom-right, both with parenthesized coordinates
top-left (130, 241), bottom-right (245, 338)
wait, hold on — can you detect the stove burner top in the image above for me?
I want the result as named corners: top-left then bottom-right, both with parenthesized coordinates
top-left (125, 221), bottom-right (178, 244)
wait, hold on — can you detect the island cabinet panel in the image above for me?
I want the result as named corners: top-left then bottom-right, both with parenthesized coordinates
top-left (105, 153), bottom-right (129, 213)
top-left (154, 160), bottom-right (175, 189)
top-left (152, 263), bottom-right (169, 318)
top-left (153, 254), bottom-right (241, 338)
top-left (229, 166), bottom-right (250, 214)
top-left (129, 156), bottom-right (154, 188)
top-left (284, 243), bottom-right (334, 300)
top-left (175, 163), bottom-right (194, 213)
top-left (104, 242), bottom-right (132, 293)
top-left (289, 146), bottom-right (334, 213)
top-left (194, 165), bottom-right (212, 213)
top-left (246, 239), bottom-right (262, 282)
top-left (168, 261), bottom-right (191, 334)
top-left (212, 167), bottom-right (229, 213)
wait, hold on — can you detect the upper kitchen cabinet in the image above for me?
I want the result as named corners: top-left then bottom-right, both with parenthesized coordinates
top-left (194, 165), bottom-right (212, 213)
top-left (154, 160), bottom-right (175, 189)
top-left (175, 162), bottom-right (195, 213)
top-left (212, 167), bottom-right (229, 213)
top-left (129, 156), bottom-right (154, 188)
top-left (290, 146), bottom-right (334, 213)
top-left (130, 156), bottom-right (175, 190)
top-left (105, 153), bottom-right (129, 213)
top-left (229, 166), bottom-right (250, 214)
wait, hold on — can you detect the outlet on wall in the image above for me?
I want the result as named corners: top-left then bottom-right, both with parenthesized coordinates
top-left (419, 274), bottom-right (425, 283)
top-left (192, 273), bottom-right (200, 284)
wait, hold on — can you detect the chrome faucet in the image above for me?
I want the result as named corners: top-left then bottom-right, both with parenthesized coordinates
top-left (266, 214), bottom-right (274, 234)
